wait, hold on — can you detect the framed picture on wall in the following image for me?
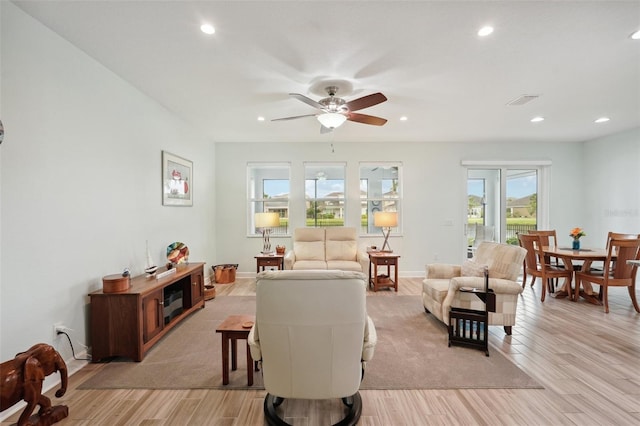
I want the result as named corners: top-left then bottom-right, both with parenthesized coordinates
top-left (162, 151), bottom-right (193, 206)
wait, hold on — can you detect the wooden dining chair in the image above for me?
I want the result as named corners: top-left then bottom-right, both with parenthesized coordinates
top-left (518, 233), bottom-right (573, 302)
top-left (589, 232), bottom-right (640, 273)
top-left (518, 229), bottom-right (561, 289)
top-left (529, 229), bottom-right (563, 291)
top-left (528, 229), bottom-right (558, 248)
top-left (606, 232), bottom-right (640, 244)
top-left (605, 232), bottom-right (640, 257)
top-left (574, 238), bottom-right (640, 313)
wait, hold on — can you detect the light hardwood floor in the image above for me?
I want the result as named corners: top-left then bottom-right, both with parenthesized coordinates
top-left (3, 276), bottom-right (639, 425)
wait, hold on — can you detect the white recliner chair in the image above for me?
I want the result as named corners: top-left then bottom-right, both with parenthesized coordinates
top-left (248, 270), bottom-right (377, 426)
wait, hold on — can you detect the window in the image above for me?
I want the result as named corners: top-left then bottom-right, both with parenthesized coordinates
top-left (360, 163), bottom-right (402, 234)
top-left (304, 162), bottom-right (346, 227)
top-left (247, 163), bottom-right (290, 235)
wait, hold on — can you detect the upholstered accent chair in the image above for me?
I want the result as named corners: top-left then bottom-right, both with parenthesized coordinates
top-left (422, 242), bottom-right (527, 335)
top-left (284, 227), bottom-right (368, 272)
top-left (248, 270), bottom-right (377, 426)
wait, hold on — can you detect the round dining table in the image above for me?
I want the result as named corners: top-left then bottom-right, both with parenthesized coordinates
top-left (542, 246), bottom-right (611, 304)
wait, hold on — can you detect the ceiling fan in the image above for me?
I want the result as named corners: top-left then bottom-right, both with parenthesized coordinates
top-left (272, 86), bottom-right (387, 133)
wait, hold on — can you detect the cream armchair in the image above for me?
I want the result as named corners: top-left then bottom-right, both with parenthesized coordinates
top-left (284, 227), bottom-right (368, 272)
top-left (248, 270), bottom-right (376, 426)
top-left (423, 242), bottom-right (526, 335)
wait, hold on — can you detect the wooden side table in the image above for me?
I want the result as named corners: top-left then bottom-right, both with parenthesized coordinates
top-left (449, 268), bottom-right (495, 356)
top-left (215, 315), bottom-right (258, 386)
top-left (255, 254), bottom-right (284, 273)
top-left (367, 251), bottom-right (400, 292)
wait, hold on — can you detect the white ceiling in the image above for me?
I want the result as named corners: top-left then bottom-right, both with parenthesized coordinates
top-left (12, 0), bottom-right (640, 144)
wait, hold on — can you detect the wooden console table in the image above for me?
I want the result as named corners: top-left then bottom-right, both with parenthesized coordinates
top-left (89, 262), bottom-right (205, 362)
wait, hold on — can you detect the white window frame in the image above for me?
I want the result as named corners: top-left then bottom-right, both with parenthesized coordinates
top-left (247, 162), bottom-right (290, 236)
top-left (304, 162), bottom-right (347, 228)
top-left (359, 162), bottom-right (403, 236)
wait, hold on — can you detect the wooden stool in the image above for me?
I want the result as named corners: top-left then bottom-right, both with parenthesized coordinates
top-left (215, 315), bottom-right (258, 386)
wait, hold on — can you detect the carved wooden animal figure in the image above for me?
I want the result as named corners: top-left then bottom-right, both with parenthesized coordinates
top-left (1, 343), bottom-right (68, 426)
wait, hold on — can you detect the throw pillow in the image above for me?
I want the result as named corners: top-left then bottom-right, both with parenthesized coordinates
top-left (461, 260), bottom-right (486, 277)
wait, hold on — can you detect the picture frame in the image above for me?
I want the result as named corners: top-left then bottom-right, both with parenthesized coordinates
top-left (162, 151), bottom-right (193, 206)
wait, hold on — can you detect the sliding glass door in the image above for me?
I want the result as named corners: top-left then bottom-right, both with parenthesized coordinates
top-left (466, 166), bottom-right (543, 256)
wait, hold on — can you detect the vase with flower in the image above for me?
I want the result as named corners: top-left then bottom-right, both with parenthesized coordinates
top-left (569, 227), bottom-right (586, 250)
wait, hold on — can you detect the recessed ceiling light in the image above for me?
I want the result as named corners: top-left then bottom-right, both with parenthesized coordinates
top-left (594, 117), bottom-right (610, 123)
top-left (630, 30), bottom-right (640, 40)
top-left (200, 23), bottom-right (215, 35)
top-left (478, 26), bottom-right (494, 37)
top-left (400, 116), bottom-right (408, 121)
top-left (530, 116), bottom-right (544, 123)
top-left (257, 116), bottom-right (265, 122)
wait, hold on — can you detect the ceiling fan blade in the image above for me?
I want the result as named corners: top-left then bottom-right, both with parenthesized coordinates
top-left (271, 114), bottom-right (317, 122)
top-left (345, 92), bottom-right (387, 112)
top-left (347, 112), bottom-right (388, 126)
top-left (290, 93), bottom-right (325, 110)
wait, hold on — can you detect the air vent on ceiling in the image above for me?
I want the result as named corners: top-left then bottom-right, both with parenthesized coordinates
top-left (506, 94), bottom-right (540, 106)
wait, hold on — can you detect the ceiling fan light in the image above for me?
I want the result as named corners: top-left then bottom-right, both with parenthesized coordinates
top-left (200, 23), bottom-right (215, 35)
top-left (478, 26), bottom-right (494, 37)
top-left (317, 113), bottom-right (347, 129)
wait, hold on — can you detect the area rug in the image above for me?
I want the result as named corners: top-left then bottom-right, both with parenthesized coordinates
top-left (79, 295), bottom-right (541, 390)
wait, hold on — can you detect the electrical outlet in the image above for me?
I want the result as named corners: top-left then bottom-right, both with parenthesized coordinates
top-left (53, 323), bottom-right (65, 339)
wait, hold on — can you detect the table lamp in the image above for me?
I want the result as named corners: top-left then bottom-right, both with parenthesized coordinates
top-left (374, 211), bottom-right (397, 252)
top-left (255, 212), bottom-right (280, 254)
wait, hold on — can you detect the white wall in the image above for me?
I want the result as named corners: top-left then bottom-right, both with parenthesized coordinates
top-left (215, 140), bottom-right (590, 275)
top-left (583, 128), bottom-right (640, 241)
top-left (0, 3), bottom-right (217, 361)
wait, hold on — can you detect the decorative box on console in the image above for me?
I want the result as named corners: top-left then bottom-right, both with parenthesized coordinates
top-left (102, 274), bottom-right (131, 293)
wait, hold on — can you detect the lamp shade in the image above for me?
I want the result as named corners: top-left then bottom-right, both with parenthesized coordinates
top-left (374, 211), bottom-right (398, 228)
top-left (255, 212), bottom-right (280, 228)
top-left (317, 113), bottom-right (347, 129)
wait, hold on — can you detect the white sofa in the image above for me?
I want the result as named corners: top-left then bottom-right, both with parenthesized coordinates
top-left (422, 242), bottom-right (526, 335)
top-left (284, 227), bottom-right (368, 272)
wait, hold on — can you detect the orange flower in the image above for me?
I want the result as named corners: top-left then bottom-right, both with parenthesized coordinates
top-left (569, 227), bottom-right (586, 239)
